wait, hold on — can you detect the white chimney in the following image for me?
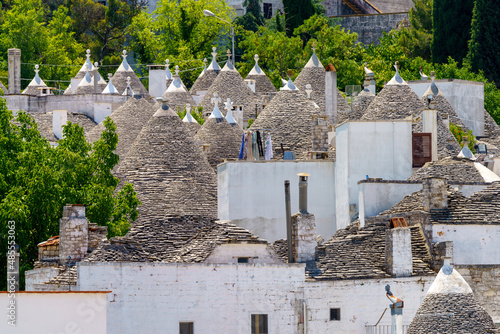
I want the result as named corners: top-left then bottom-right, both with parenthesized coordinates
top-left (148, 64), bottom-right (167, 98)
top-left (385, 227), bottom-right (412, 277)
top-left (52, 109), bottom-right (67, 140)
top-left (325, 64), bottom-right (338, 124)
top-left (422, 109), bottom-right (438, 161)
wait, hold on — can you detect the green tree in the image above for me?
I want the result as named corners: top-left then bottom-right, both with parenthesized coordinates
top-left (396, 0), bottom-right (432, 60)
top-left (0, 100), bottom-right (140, 291)
top-left (283, 0), bottom-right (316, 37)
top-left (466, 0), bottom-right (500, 86)
top-left (431, 0), bottom-right (475, 64)
top-left (127, 0), bottom-right (234, 87)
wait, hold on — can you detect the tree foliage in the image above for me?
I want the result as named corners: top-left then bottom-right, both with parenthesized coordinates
top-left (282, 0), bottom-right (317, 37)
top-left (0, 100), bottom-right (140, 290)
top-left (431, 0), bottom-right (474, 64)
top-left (466, 0), bottom-right (500, 86)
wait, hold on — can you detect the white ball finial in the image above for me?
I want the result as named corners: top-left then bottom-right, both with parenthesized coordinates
top-left (126, 76), bottom-right (131, 84)
top-left (175, 65), bottom-right (179, 76)
top-left (86, 49), bottom-right (90, 57)
top-left (35, 64), bottom-right (39, 71)
top-left (108, 73), bottom-right (112, 79)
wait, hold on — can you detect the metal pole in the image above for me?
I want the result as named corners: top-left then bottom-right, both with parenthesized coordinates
top-left (231, 25), bottom-right (235, 65)
top-left (284, 180), bottom-right (293, 263)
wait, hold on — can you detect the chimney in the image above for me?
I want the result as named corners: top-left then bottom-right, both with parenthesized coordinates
top-left (291, 173), bottom-right (316, 263)
top-left (311, 115), bottom-right (329, 153)
top-left (8, 48), bottom-right (21, 94)
top-left (385, 226), bottom-right (412, 277)
top-left (93, 62), bottom-right (99, 94)
top-left (422, 177), bottom-right (447, 211)
top-left (52, 109), bottom-right (67, 140)
top-left (284, 180), bottom-right (293, 263)
top-left (59, 205), bottom-right (89, 262)
top-left (244, 79), bottom-right (256, 93)
top-left (325, 64), bottom-right (337, 124)
top-left (422, 109), bottom-right (438, 161)
top-left (148, 63), bottom-right (167, 98)
top-left (363, 65), bottom-right (376, 95)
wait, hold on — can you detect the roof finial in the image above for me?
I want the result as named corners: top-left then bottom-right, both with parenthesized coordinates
top-left (94, 62), bottom-right (99, 69)
top-left (211, 92), bottom-right (221, 108)
top-left (122, 50), bottom-right (127, 58)
top-left (430, 70), bottom-right (436, 82)
top-left (212, 47), bottom-right (217, 58)
top-left (419, 66), bottom-right (428, 80)
top-left (224, 98), bottom-right (234, 112)
top-left (394, 61), bottom-right (400, 72)
top-left (175, 65), bottom-right (179, 76)
top-left (127, 76), bottom-right (131, 85)
top-left (305, 84), bottom-right (313, 99)
top-left (165, 59), bottom-right (170, 68)
top-left (254, 54), bottom-right (259, 63)
top-left (108, 73), bottom-right (112, 80)
top-left (226, 49), bottom-right (232, 60)
top-left (186, 103), bottom-right (191, 114)
top-left (86, 49), bottom-right (91, 58)
top-left (203, 58), bottom-right (207, 66)
top-left (312, 42), bottom-right (317, 53)
top-left (35, 64), bottom-right (39, 73)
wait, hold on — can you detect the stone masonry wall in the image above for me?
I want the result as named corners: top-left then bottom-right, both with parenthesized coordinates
top-left (456, 266), bottom-right (500, 323)
top-left (337, 13), bottom-right (409, 45)
top-left (291, 212), bottom-right (317, 263)
top-left (59, 205), bottom-right (88, 262)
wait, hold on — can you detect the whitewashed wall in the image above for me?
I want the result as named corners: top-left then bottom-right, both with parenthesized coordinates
top-left (409, 79), bottom-right (484, 136)
top-left (77, 262), bottom-right (306, 334)
top-left (335, 120), bottom-right (413, 230)
top-left (431, 224), bottom-right (500, 265)
top-left (304, 276), bottom-right (435, 333)
top-left (0, 291), bottom-right (108, 333)
top-left (218, 161), bottom-right (336, 242)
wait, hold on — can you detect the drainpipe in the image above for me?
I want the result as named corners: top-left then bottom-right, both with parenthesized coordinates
top-left (303, 299), bottom-right (307, 334)
top-left (298, 173), bottom-right (310, 214)
top-left (285, 180), bottom-right (293, 263)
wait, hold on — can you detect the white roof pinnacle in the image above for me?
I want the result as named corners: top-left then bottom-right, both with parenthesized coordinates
top-left (224, 98), bottom-right (236, 125)
top-left (304, 43), bottom-right (322, 68)
top-left (427, 263), bottom-right (473, 295)
top-left (102, 73), bottom-right (117, 94)
top-left (280, 78), bottom-right (298, 91)
top-left (207, 47), bottom-right (221, 71)
top-left (248, 54), bottom-right (263, 75)
top-left (364, 62), bottom-right (374, 77)
top-left (419, 66), bottom-right (429, 80)
top-left (165, 59), bottom-right (172, 80)
top-left (182, 104), bottom-right (197, 123)
top-left (26, 64), bottom-right (48, 88)
top-left (222, 49), bottom-right (236, 71)
top-left (117, 50), bottom-right (131, 72)
top-left (93, 62), bottom-right (107, 85)
top-left (387, 61), bottom-right (408, 85)
top-left (78, 49), bottom-right (94, 73)
top-left (198, 58), bottom-right (207, 78)
top-left (423, 71), bottom-right (443, 97)
top-left (77, 64), bottom-right (93, 87)
top-left (122, 76), bottom-right (134, 96)
top-left (166, 66), bottom-right (187, 93)
top-left (208, 92), bottom-right (224, 119)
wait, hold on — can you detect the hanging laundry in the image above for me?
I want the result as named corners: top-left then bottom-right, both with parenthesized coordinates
top-left (238, 133), bottom-right (245, 159)
top-left (252, 131), bottom-right (259, 160)
top-left (265, 134), bottom-right (273, 160)
top-left (256, 131), bottom-right (264, 157)
top-left (245, 131), bottom-right (252, 160)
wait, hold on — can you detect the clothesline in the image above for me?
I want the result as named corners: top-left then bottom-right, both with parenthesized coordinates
top-left (239, 129), bottom-right (273, 161)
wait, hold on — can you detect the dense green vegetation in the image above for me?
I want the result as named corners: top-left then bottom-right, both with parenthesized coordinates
top-left (0, 101), bottom-right (140, 290)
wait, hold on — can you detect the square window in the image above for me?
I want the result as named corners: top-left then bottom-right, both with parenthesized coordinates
top-left (238, 257), bottom-right (249, 263)
top-left (330, 308), bottom-right (341, 321)
top-left (180, 322), bottom-right (193, 334)
top-left (251, 314), bottom-right (268, 334)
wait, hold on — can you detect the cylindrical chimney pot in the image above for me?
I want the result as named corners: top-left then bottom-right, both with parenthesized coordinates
top-left (298, 173), bottom-right (310, 214)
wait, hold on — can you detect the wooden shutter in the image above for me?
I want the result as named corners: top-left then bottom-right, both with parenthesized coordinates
top-left (412, 133), bottom-right (432, 168)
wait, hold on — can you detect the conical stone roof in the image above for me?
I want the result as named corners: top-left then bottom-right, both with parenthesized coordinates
top-left (294, 49), bottom-right (349, 112)
top-left (362, 62), bottom-right (426, 120)
top-left (110, 50), bottom-right (150, 98)
top-left (118, 104), bottom-right (217, 221)
top-left (162, 67), bottom-right (196, 113)
top-left (194, 95), bottom-right (242, 169)
top-left (86, 96), bottom-right (157, 160)
top-left (22, 65), bottom-right (48, 96)
top-left (407, 263), bottom-right (497, 334)
top-left (74, 67), bottom-right (99, 95)
top-left (349, 89), bottom-right (375, 120)
top-left (73, 49), bottom-right (95, 80)
top-left (190, 48), bottom-right (220, 95)
top-left (249, 80), bottom-right (323, 159)
top-left (199, 56), bottom-right (257, 123)
top-left (182, 104), bottom-right (201, 136)
top-left (244, 54), bottom-right (277, 96)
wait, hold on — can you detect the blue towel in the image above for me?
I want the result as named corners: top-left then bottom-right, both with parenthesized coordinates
top-left (238, 133), bottom-right (245, 159)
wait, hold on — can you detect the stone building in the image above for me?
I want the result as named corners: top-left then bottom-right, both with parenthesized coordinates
top-left (194, 94), bottom-right (242, 169)
top-left (161, 66), bottom-right (196, 113)
top-left (190, 47), bottom-right (221, 103)
top-left (108, 50), bottom-right (150, 98)
top-left (22, 64), bottom-right (50, 96)
top-left (199, 52), bottom-right (258, 125)
top-left (181, 104), bottom-right (201, 136)
top-left (244, 54), bottom-right (277, 100)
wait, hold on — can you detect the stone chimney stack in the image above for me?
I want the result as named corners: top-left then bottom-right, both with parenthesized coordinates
top-left (291, 173), bottom-right (316, 263)
top-left (52, 109), bottom-right (67, 140)
top-left (422, 177), bottom-right (448, 211)
top-left (325, 64), bottom-right (338, 124)
top-left (8, 48), bottom-right (21, 94)
top-left (311, 115), bottom-right (329, 152)
top-left (385, 227), bottom-right (413, 277)
top-left (59, 205), bottom-right (89, 262)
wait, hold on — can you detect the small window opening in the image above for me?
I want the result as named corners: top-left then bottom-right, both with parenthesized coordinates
top-left (330, 308), bottom-right (341, 321)
top-left (180, 322), bottom-right (193, 334)
top-left (238, 257), bottom-right (249, 263)
top-left (251, 314), bottom-right (268, 334)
